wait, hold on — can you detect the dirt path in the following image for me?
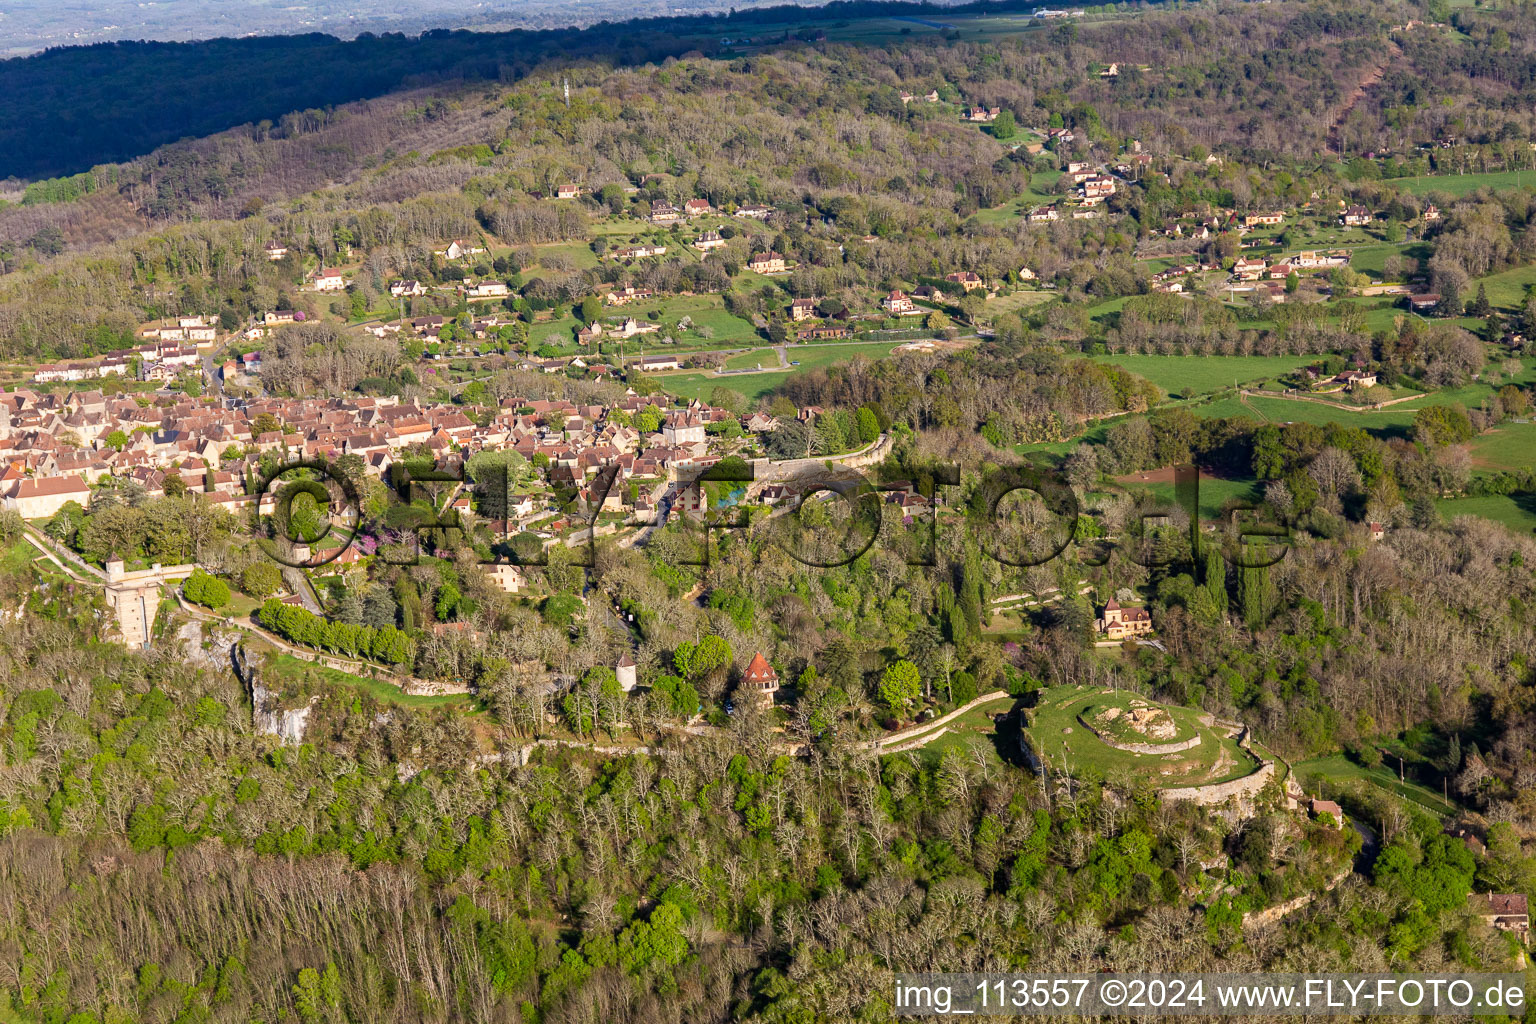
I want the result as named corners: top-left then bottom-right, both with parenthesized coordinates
top-left (1327, 42), bottom-right (1401, 154)
top-left (1236, 391), bottom-right (1272, 422)
top-left (1239, 387), bottom-right (1426, 413)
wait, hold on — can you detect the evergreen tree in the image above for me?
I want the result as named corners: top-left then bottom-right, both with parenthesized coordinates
top-left (1203, 546), bottom-right (1228, 617)
top-left (958, 548), bottom-right (983, 633)
top-left (1238, 562), bottom-right (1274, 629)
top-left (1467, 282), bottom-right (1491, 318)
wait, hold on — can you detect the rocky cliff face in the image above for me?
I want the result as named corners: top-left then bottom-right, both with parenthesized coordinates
top-left (252, 681), bottom-right (314, 745)
top-left (233, 642), bottom-right (313, 745)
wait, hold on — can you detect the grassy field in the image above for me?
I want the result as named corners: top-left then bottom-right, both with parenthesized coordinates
top-left (1085, 295), bottom-right (1134, 320)
top-left (1025, 685), bottom-right (1264, 786)
top-left (1343, 241), bottom-right (1428, 280)
top-left (922, 694), bottom-right (1018, 763)
top-left (1381, 169), bottom-right (1536, 197)
top-left (1088, 354), bottom-right (1314, 396)
top-left (661, 342), bottom-right (903, 401)
top-left (267, 653), bottom-right (474, 709)
top-left (983, 290), bottom-right (1057, 317)
top-left (1469, 263), bottom-right (1536, 312)
top-left (1467, 420), bottom-right (1536, 473)
top-left (968, 171), bottom-right (1064, 226)
top-left (1294, 753), bottom-right (1456, 816)
top-left (1119, 472), bottom-right (1263, 521)
top-left (1436, 494), bottom-right (1536, 534)
top-left (519, 294), bottom-right (766, 357)
top-left (1189, 368), bottom-right (1535, 438)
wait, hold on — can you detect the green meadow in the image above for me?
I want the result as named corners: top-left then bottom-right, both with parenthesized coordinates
top-left (1381, 169), bottom-right (1536, 197)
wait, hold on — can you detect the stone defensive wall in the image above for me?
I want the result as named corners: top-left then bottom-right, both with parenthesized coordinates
top-left (1159, 760), bottom-right (1275, 806)
top-left (1075, 713), bottom-right (1203, 755)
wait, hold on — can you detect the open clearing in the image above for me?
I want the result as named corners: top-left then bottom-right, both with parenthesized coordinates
top-left (1467, 421), bottom-right (1536, 473)
top-left (1380, 170), bottom-right (1535, 197)
top-left (1436, 494), bottom-right (1536, 534)
top-left (1088, 353), bottom-right (1314, 396)
top-left (660, 342), bottom-right (904, 401)
top-left (1294, 753), bottom-right (1456, 816)
top-left (1025, 685), bottom-right (1264, 787)
top-left (267, 653), bottom-right (474, 709)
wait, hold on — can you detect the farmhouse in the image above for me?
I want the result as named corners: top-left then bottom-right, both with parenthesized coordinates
top-left (1242, 211), bottom-right (1285, 228)
top-left (1340, 205), bottom-right (1372, 226)
top-left (311, 268), bottom-right (348, 292)
top-left (650, 203), bottom-right (683, 225)
top-left (1027, 205), bottom-right (1060, 223)
top-left (1288, 250), bottom-right (1350, 269)
top-left (1335, 369), bottom-right (1378, 390)
top-left (945, 271), bottom-right (984, 292)
top-left (1081, 175), bottom-right (1116, 199)
top-left (748, 251), bottom-right (788, 274)
top-left (1232, 257), bottom-right (1268, 281)
top-left (789, 298), bottom-right (819, 321)
top-left (613, 244), bottom-right (667, 260)
top-left (694, 230), bottom-right (726, 251)
top-left (264, 241), bottom-right (288, 261)
top-left (882, 290), bottom-right (917, 315)
top-left (464, 281), bottom-right (510, 300)
top-left (606, 286), bottom-right (654, 306)
top-left (1468, 894), bottom-right (1529, 941)
top-left (798, 326), bottom-right (851, 340)
top-left (390, 280), bottom-right (426, 297)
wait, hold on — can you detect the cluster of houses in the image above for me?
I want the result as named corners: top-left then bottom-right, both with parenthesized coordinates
top-left (34, 333), bottom-right (208, 386)
top-left (649, 198), bottom-right (716, 225)
top-left (1065, 162), bottom-right (1118, 205)
top-left (360, 313), bottom-right (518, 342)
top-left (0, 382), bottom-right (809, 535)
top-left (1149, 261), bottom-right (1219, 293)
top-left (1230, 249), bottom-right (1352, 283)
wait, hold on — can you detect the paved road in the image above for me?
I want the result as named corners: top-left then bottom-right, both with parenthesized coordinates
top-left (281, 564), bottom-right (324, 614)
top-left (1349, 816), bottom-right (1380, 874)
top-left (201, 351), bottom-right (223, 401)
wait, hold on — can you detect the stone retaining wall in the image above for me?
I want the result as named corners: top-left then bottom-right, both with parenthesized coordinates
top-left (1076, 713), bottom-right (1203, 755)
top-left (1242, 865), bottom-right (1352, 930)
top-left (1160, 761), bottom-right (1275, 806)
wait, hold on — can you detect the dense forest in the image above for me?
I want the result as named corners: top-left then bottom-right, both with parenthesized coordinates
top-left (0, 0), bottom-right (1076, 180)
top-left (3, 429), bottom-right (1536, 1021)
